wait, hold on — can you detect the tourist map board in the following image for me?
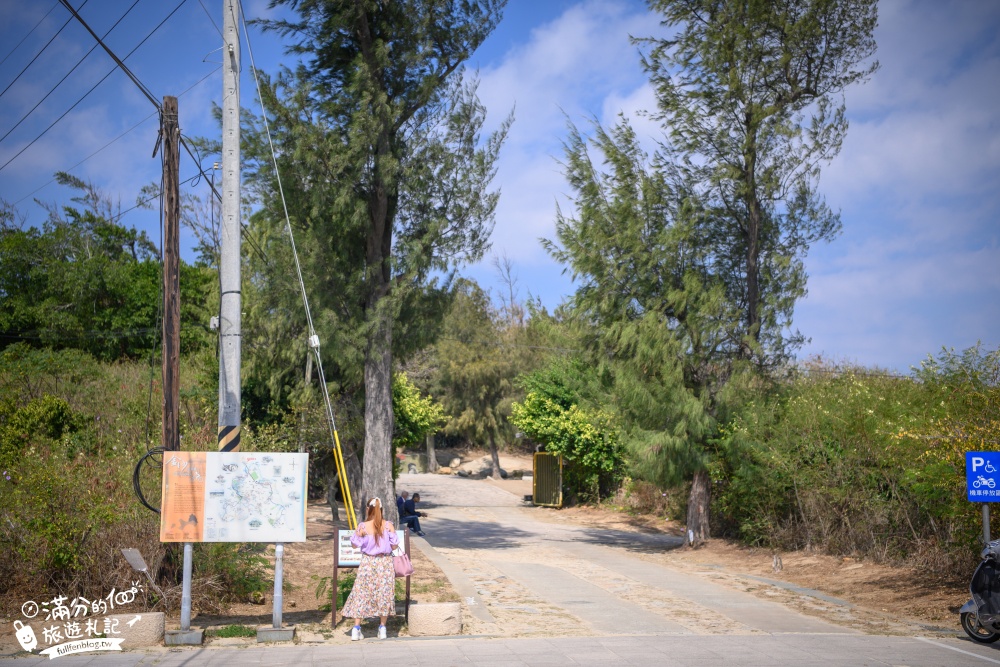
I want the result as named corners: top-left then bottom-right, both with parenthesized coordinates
top-left (160, 451), bottom-right (308, 542)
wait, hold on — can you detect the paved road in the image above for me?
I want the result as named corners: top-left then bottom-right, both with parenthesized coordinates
top-left (7, 473), bottom-right (1000, 665)
top-left (402, 473), bottom-right (851, 636)
top-left (4, 628), bottom-right (1000, 665)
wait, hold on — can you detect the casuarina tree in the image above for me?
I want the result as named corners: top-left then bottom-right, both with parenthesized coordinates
top-left (256, 0), bottom-right (510, 524)
top-left (551, 0), bottom-right (878, 544)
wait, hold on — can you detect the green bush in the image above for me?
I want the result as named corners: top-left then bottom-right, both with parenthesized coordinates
top-left (511, 390), bottom-right (623, 502)
top-left (0, 344), bottom-right (274, 616)
top-left (195, 543), bottom-right (272, 603)
top-left (713, 347), bottom-right (998, 571)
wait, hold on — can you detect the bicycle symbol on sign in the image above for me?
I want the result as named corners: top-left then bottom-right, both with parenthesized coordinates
top-left (974, 475), bottom-right (996, 489)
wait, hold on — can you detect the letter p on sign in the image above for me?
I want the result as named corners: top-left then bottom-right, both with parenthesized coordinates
top-left (974, 457), bottom-right (986, 471)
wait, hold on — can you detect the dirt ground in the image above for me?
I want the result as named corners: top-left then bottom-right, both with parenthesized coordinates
top-left (0, 448), bottom-right (970, 654)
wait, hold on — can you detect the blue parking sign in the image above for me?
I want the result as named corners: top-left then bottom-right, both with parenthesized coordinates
top-left (967, 452), bottom-right (1000, 502)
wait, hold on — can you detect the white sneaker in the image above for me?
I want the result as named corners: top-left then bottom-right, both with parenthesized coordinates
top-left (351, 626), bottom-right (363, 641)
top-left (378, 625), bottom-right (387, 640)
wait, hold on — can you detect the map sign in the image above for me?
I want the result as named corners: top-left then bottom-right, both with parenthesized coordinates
top-left (966, 451), bottom-right (1000, 502)
top-left (161, 452), bottom-right (308, 542)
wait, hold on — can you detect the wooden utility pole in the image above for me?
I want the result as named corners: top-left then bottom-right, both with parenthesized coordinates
top-left (162, 96), bottom-right (180, 452)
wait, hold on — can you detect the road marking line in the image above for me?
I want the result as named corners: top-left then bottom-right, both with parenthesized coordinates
top-left (916, 636), bottom-right (1000, 664)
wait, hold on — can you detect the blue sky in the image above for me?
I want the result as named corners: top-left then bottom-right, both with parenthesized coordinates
top-left (0, 0), bottom-right (997, 373)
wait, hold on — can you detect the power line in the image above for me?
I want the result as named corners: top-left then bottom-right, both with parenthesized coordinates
top-left (0, 0), bottom-right (90, 102)
top-left (0, 1), bottom-right (60, 69)
top-left (6, 0), bottom-right (268, 271)
top-left (178, 135), bottom-right (271, 266)
top-left (0, 324), bottom-right (208, 342)
top-left (28, 0), bottom-right (270, 267)
top-left (56, 0), bottom-right (162, 108)
top-left (110, 172), bottom-right (202, 225)
top-left (0, 0), bottom-right (144, 146)
top-left (0, 0), bottom-right (188, 174)
top-left (13, 66), bottom-right (220, 207)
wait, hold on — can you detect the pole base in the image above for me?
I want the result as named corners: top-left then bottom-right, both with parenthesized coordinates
top-left (164, 629), bottom-right (204, 645)
top-left (257, 625), bottom-right (295, 643)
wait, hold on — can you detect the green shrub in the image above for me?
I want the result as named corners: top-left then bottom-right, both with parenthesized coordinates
top-left (0, 345), bottom-right (253, 616)
top-left (713, 347), bottom-right (999, 571)
top-left (194, 543), bottom-right (272, 603)
top-left (511, 391), bottom-right (623, 502)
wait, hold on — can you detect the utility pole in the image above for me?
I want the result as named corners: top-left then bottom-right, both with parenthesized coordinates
top-left (162, 96), bottom-right (180, 454)
top-left (161, 95), bottom-right (202, 645)
top-left (218, 0), bottom-right (242, 454)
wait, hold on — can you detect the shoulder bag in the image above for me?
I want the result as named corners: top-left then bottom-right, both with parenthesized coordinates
top-left (392, 546), bottom-right (413, 578)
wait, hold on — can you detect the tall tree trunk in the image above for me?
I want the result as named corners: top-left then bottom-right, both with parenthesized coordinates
top-left (360, 117), bottom-right (396, 524)
top-left (686, 468), bottom-right (711, 546)
top-left (744, 195), bottom-right (761, 358)
top-left (488, 430), bottom-right (502, 479)
top-left (426, 432), bottom-right (438, 472)
top-left (741, 127), bottom-right (762, 360)
top-left (339, 435), bottom-right (364, 520)
top-left (361, 310), bottom-right (394, 525)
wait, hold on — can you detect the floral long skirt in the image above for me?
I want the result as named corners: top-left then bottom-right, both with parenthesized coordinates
top-left (342, 553), bottom-right (395, 619)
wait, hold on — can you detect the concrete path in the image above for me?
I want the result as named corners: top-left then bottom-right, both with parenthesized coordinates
top-left (400, 473), bottom-right (850, 638)
top-left (5, 633), bottom-right (1000, 666)
top-left (4, 473), bottom-right (992, 665)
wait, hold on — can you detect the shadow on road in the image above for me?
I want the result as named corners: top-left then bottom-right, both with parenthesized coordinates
top-left (422, 516), bottom-right (534, 550)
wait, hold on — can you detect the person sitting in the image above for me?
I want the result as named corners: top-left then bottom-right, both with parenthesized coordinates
top-left (396, 490), bottom-right (408, 519)
top-left (401, 492), bottom-right (426, 536)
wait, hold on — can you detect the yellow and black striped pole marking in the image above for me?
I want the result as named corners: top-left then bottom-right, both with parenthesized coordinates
top-left (218, 424), bottom-right (241, 452)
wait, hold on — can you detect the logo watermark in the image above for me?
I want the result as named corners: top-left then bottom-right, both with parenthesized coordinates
top-left (11, 582), bottom-right (144, 659)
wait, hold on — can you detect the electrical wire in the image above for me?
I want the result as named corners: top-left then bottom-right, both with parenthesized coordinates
top-left (110, 173), bottom-right (200, 224)
top-left (13, 66), bottom-right (220, 207)
top-left (133, 447), bottom-right (163, 513)
top-left (0, 0), bottom-right (144, 146)
top-left (6, 0), bottom-right (271, 269)
top-left (0, 1), bottom-right (61, 69)
top-left (56, 0), bottom-right (163, 108)
top-left (0, 0), bottom-right (187, 174)
top-left (0, 0), bottom-right (89, 102)
top-left (176, 135), bottom-right (270, 266)
top-left (144, 136), bottom-right (168, 460)
top-left (240, 2), bottom-right (357, 528)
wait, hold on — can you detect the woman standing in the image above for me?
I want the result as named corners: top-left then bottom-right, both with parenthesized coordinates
top-left (342, 497), bottom-right (399, 640)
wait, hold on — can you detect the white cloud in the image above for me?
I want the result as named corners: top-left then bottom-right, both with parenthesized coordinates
top-left (474, 0), bottom-right (659, 271)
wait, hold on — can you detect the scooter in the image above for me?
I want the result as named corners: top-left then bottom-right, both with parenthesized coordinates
top-left (960, 539), bottom-right (1000, 643)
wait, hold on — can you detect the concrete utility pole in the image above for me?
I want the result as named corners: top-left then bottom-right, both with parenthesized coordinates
top-left (162, 96), bottom-right (180, 454)
top-left (218, 0), bottom-right (242, 454)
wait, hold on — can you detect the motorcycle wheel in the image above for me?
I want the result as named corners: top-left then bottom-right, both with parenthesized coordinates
top-left (961, 612), bottom-right (1000, 643)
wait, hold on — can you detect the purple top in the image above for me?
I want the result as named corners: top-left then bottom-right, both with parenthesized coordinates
top-left (350, 524), bottom-right (399, 556)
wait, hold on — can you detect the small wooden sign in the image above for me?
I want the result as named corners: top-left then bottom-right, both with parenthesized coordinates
top-left (336, 529), bottom-right (406, 566)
